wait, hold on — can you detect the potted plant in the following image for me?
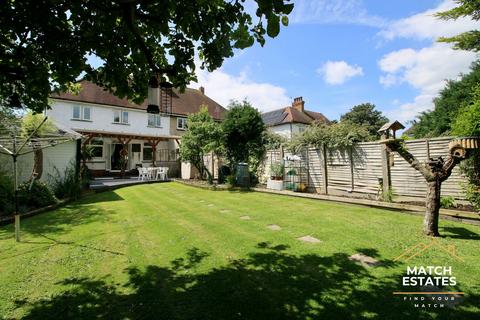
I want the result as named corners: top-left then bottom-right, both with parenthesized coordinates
top-left (270, 163), bottom-right (284, 180)
top-left (267, 163), bottom-right (284, 191)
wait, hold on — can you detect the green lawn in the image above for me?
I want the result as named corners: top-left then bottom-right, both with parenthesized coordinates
top-left (1, 182), bottom-right (479, 319)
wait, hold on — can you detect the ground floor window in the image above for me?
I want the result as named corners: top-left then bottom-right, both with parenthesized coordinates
top-left (89, 139), bottom-right (103, 158)
top-left (143, 142), bottom-right (153, 161)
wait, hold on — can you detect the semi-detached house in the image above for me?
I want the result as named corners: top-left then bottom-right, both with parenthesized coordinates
top-left (47, 80), bottom-right (226, 177)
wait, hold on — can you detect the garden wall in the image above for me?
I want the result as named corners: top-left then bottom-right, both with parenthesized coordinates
top-left (263, 137), bottom-right (468, 202)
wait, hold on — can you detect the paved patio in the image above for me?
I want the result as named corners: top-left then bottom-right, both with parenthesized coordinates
top-left (89, 177), bottom-right (169, 190)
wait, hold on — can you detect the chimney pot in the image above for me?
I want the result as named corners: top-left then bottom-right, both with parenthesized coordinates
top-left (292, 96), bottom-right (304, 112)
top-left (199, 86), bottom-right (205, 94)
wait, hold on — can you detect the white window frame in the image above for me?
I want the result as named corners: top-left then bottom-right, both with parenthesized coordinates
top-left (89, 139), bottom-right (104, 159)
top-left (148, 114), bottom-right (162, 127)
top-left (72, 105), bottom-right (91, 121)
top-left (113, 110), bottom-right (129, 124)
top-left (177, 117), bottom-right (187, 130)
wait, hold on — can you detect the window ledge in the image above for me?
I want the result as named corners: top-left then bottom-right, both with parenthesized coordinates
top-left (147, 125), bottom-right (163, 129)
top-left (176, 128), bottom-right (186, 131)
top-left (71, 118), bottom-right (93, 122)
top-left (112, 122), bottom-right (130, 126)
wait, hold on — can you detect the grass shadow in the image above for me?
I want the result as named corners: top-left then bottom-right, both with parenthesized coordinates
top-left (14, 243), bottom-right (479, 319)
top-left (440, 227), bottom-right (480, 240)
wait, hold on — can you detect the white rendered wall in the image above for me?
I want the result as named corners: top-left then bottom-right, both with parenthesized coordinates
top-left (47, 99), bottom-right (171, 137)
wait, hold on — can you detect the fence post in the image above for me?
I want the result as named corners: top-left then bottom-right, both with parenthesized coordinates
top-left (321, 144), bottom-right (328, 194)
top-left (349, 146), bottom-right (354, 192)
top-left (380, 136), bottom-right (391, 196)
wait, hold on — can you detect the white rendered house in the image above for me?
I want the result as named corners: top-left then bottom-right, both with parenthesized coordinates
top-left (48, 81), bottom-right (225, 176)
top-left (261, 97), bottom-right (329, 140)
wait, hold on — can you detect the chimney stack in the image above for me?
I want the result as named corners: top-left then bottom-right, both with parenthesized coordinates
top-left (292, 96), bottom-right (304, 112)
top-left (199, 86), bottom-right (205, 94)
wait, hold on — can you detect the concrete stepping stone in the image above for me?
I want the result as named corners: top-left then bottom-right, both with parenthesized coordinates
top-left (207, 204), bottom-right (214, 207)
top-left (240, 216), bottom-right (251, 220)
top-left (220, 209), bottom-right (230, 213)
top-left (297, 235), bottom-right (321, 243)
top-left (267, 224), bottom-right (282, 231)
top-left (348, 253), bottom-right (379, 267)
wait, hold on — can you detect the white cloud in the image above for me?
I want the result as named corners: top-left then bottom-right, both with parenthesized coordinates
top-left (291, 0), bottom-right (386, 27)
top-left (379, 0), bottom-right (478, 40)
top-left (379, 43), bottom-right (476, 122)
top-left (192, 68), bottom-right (290, 112)
top-left (377, 0), bottom-right (478, 123)
top-left (318, 60), bottom-right (364, 85)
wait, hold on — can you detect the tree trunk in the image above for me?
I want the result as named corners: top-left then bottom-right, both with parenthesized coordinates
top-left (424, 179), bottom-right (441, 236)
top-left (33, 149), bottom-right (43, 179)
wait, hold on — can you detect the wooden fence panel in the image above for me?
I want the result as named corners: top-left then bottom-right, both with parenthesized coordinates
top-left (353, 142), bottom-right (383, 195)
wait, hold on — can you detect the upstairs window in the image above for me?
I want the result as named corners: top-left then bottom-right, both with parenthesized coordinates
top-left (113, 110), bottom-right (129, 124)
top-left (148, 114), bottom-right (162, 127)
top-left (72, 105), bottom-right (91, 121)
top-left (177, 118), bottom-right (187, 130)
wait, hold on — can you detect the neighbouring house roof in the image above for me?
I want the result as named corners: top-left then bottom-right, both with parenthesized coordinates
top-left (262, 106), bottom-right (329, 127)
top-left (51, 80), bottom-right (227, 120)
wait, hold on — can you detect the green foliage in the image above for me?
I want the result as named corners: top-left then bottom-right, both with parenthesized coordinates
top-left (222, 100), bottom-right (266, 174)
top-left (440, 196), bottom-right (456, 209)
top-left (17, 180), bottom-right (57, 212)
top-left (269, 163), bottom-right (284, 179)
top-left (451, 84), bottom-right (480, 136)
top-left (179, 106), bottom-right (223, 183)
top-left (288, 121), bottom-right (370, 152)
top-left (340, 103), bottom-right (388, 140)
top-left (263, 131), bottom-right (286, 150)
top-left (48, 161), bottom-right (86, 200)
top-left (0, 168), bottom-right (14, 216)
top-left (20, 112), bottom-right (56, 137)
top-left (436, 0), bottom-right (480, 52)
top-left (450, 84), bottom-right (480, 212)
top-left (464, 181), bottom-right (480, 212)
top-left (381, 188), bottom-right (396, 203)
top-left (1, 1), bottom-right (294, 113)
top-left (409, 61), bottom-right (480, 138)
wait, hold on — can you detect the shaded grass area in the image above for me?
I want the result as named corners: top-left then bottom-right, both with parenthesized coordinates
top-left (0, 182), bottom-right (479, 319)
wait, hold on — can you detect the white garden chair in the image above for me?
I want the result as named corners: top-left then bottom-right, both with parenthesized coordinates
top-left (155, 167), bottom-right (169, 180)
top-left (138, 167), bottom-right (148, 181)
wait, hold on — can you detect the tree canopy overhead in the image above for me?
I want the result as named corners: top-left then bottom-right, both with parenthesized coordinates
top-left (0, 0), bottom-right (294, 112)
top-left (436, 0), bottom-right (480, 52)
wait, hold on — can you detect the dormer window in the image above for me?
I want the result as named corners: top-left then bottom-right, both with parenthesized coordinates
top-left (113, 110), bottom-right (129, 124)
top-left (72, 105), bottom-right (91, 121)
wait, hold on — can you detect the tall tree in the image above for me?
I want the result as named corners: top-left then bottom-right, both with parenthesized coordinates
top-left (222, 100), bottom-right (266, 174)
top-left (179, 107), bottom-right (223, 183)
top-left (436, 0), bottom-right (480, 52)
top-left (340, 103), bottom-right (388, 140)
top-left (0, 0), bottom-right (294, 113)
top-left (408, 61), bottom-right (480, 138)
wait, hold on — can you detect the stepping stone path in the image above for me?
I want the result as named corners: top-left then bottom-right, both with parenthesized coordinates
top-left (267, 224), bottom-right (282, 231)
top-left (240, 216), bottom-right (251, 220)
top-left (348, 253), bottom-right (380, 267)
top-left (297, 235), bottom-right (321, 243)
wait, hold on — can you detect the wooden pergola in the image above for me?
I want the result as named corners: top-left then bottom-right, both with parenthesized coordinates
top-left (76, 130), bottom-right (181, 176)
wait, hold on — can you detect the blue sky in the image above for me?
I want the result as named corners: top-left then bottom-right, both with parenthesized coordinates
top-left (192, 0), bottom-right (478, 123)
